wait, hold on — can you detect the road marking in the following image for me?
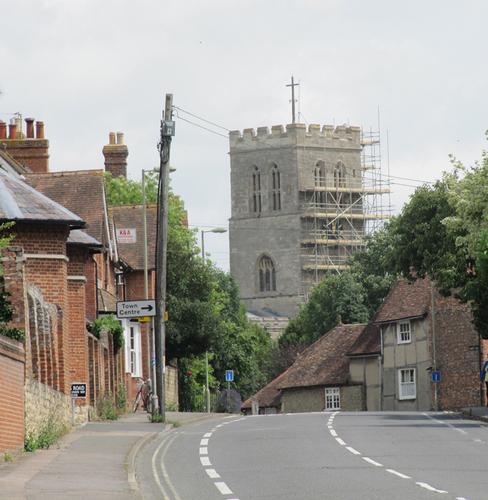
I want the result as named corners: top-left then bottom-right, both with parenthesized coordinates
top-left (335, 437), bottom-right (346, 445)
top-left (199, 447), bottom-right (208, 454)
top-left (152, 434), bottom-right (183, 500)
top-left (200, 438), bottom-right (209, 445)
top-left (346, 446), bottom-right (361, 455)
top-left (215, 482), bottom-right (233, 494)
top-left (387, 469), bottom-right (410, 479)
top-left (330, 429), bottom-right (337, 437)
top-left (362, 457), bottom-right (383, 467)
top-left (204, 432), bottom-right (212, 438)
top-left (416, 482), bottom-right (448, 494)
top-left (205, 469), bottom-right (221, 479)
top-left (200, 456), bottom-right (212, 466)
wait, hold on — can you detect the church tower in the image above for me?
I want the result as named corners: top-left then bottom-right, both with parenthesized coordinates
top-left (229, 122), bottom-right (389, 318)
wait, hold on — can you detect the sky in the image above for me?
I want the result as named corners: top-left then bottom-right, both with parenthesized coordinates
top-left (2, 0), bottom-right (488, 272)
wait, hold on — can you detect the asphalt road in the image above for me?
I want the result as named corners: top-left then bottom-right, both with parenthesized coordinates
top-left (136, 411), bottom-right (488, 500)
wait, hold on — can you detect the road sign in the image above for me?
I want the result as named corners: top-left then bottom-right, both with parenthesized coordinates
top-left (432, 371), bottom-right (441, 382)
top-left (226, 370), bottom-right (234, 382)
top-left (116, 299), bottom-right (156, 319)
top-left (71, 383), bottom-right (87, 398)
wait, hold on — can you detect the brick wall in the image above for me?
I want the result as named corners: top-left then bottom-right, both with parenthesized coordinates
top-left (0, 335), bottom-right (25, 455)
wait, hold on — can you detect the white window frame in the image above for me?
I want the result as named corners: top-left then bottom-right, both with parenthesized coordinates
top-left (397, 321), bottom-right (411, 344)
top-left (122, 319), bottom-right (142, 377)
top-left (399, 368), bottom-right (416, 400)
top-left (325, 387), bottom-right (340, 410)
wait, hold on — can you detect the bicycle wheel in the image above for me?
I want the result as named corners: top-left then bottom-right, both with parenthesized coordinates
top-left (133, 391), bottom-right (141, 412)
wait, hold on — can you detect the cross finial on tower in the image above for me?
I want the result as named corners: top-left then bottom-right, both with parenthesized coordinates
top-left (286, 76), bottom-right (299, 124)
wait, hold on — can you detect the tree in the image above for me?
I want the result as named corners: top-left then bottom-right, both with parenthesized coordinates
top-left (385, 141), bottom-right (488, 338)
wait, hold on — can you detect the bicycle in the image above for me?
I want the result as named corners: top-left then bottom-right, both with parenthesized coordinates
top-left (133, 378), bottom-right (153, 412)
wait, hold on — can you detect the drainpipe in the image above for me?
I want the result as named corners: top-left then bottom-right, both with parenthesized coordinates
top-left (91, 254), bottom-right (99, 319)
top-left (379, 327), bottom-right (383, 412)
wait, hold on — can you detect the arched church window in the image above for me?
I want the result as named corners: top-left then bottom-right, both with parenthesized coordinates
top-left (251, 166), bottom-right (261, 213)
top-left (334, 161), bottom-right (346, 188)
top-left (258, 256), bottom-right (276, 292)
top-left (270, 164), bottom-right (281, 211)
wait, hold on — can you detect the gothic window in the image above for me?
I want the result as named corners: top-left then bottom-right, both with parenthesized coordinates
top-left (315, 161), bottom-right (326, 208)
top-left (270, 164), bottom-right (281, 211)
top-left (252, 166), bottom-right (261, 214)
top-left (258, 256), bottom-right (276, 292)
top-left (334, 161), bottom-right (346, 188)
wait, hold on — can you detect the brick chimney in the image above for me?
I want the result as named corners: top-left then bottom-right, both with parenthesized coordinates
top-left (102, 131), bottom-right (129, 179)
top-left (0, 117), bottom-right (49, 173)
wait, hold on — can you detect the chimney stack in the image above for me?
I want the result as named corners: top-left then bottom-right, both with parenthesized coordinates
top-left (0, 117), bottom-right (50, 173)
top-left (102, 131), bottom-right (129, 179)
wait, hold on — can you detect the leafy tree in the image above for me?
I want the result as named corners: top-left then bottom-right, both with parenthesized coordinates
top-left (384, 140), bottom-right (488, 338)
top-left (88, 314), bottom-right (124, 353)
top-left (104, 171), bottom-right (159, 205)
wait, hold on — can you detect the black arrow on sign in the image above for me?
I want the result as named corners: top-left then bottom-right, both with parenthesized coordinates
top-left (142, 305), bottom-right (153, 312)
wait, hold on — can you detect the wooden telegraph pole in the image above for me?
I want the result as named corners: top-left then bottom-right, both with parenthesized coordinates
top-left (155, 94), bottom-right (174, 421)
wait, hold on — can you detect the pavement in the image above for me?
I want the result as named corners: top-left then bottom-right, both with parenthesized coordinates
top-left (0, 410), bottom-right (223, 499)
top-left (2, 406), bottom-right (488, 499)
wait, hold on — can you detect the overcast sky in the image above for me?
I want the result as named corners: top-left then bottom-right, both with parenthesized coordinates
top-left (2, 1), bottom-right (488, 271)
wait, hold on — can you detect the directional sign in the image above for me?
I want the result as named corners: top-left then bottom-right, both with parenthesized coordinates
top-left (432, 371), bottom-right (441, 382)
top-left (116, 299), bottom-right (156, 319)
top-left (71, 382), bottom-right (87, 398)
top-left (225, 370), bottom-right (234, 382)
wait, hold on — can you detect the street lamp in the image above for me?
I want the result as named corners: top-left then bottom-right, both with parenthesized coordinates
top-left (201, 227), bottom-right (227, 412)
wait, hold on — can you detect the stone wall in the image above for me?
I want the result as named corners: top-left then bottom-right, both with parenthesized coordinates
top-left (281, 386), bottom-right (324, 413)
top-left (340, 384), bottom-right (364, 411)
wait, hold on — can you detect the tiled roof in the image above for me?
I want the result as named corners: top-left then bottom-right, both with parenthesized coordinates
top-left (374, 278), bottom-right (431, 324)
top-left (98, 288), bottom-right (118, 313)
top-left (0, 168), bottom-right (86, 228)
top-left (25, 170), bottom-right (106, 243)
top-left (346, 321), bottom-right (381, 357)
top-left (241, 367), bottom-right (291, 409)
top-left (277, 323), bottom-right (366, 390)
top-left (67, 229), bottom-right (104, 248)
top-left (109, 203), bottom-right (157, 271)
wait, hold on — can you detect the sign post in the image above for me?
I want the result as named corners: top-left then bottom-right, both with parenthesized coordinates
top-left (225, 370), bottom-right (234, 390)
top-left (116, 299), bottom-right (156, 319)
top-left (70, 383), bottom-right (87, 424)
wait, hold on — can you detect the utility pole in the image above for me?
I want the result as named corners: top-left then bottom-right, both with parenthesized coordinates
top-left (155, 94), bottom-right (174, 421)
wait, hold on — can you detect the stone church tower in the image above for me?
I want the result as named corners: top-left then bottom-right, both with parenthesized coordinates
top-left (229, 122), bottom-right (388, 318)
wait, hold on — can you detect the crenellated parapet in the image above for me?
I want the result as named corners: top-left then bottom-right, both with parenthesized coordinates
top-left (229, 123), bottom-right (361, 151)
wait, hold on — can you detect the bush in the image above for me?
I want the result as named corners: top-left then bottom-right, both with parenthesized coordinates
top-left (213, 389), bottom-right (241, 414)
top-left (24, 405), bottom-right (70, 452)
top-left (95, 392), bottom-right (120, 420)
top-left (88, 314), bottom-right (124, 354)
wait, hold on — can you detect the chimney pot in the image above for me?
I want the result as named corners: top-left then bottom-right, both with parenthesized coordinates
top-left (25, 118), bottom-right (35, 138)
top-left (36, 121), bottom-right (45, 139)
top-left (109, 132), bottom-right (116, 145)
top-left (8, 123), bottom-right (17, 139)
top-left (0, 121), bottom-right (6, 140)
top-left (116, 132), bottom-right (124, 145)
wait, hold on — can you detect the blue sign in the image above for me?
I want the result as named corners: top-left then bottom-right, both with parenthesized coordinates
top-left (432, 370), bottom-right (441, 382)
top-left (225, 370), bottom-right (234, 382)
top-left (152, 352), bottom-right (156, 366)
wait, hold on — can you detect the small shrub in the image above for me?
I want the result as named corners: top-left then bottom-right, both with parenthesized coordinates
top-left (4, 453), bottom-right (12, 462)
top-left (96, 391), bottom-right (120, 420)
top-left (24, 405), bottom-right (70, 452)
top-left (116, 382), bottom-right (127, 412)
top-left (165, 401), bottom-right (179, 412)
top-left (213, 389), bottom-right (241, 414)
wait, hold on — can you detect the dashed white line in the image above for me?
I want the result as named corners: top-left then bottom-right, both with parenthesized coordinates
top-left (346, 446), bottom-right (361, 455)
top-left (200, 456), bottom-right (211, 466)
top-left (330, 429), bottom-right (338, 437)
top-left (199, 447), bottom-right (208, 455)
top-left (416, 482), bottom-right (448, 494)
top-left (200, 438), bottom-right (209, 445)
top-left (386, 469), bottom-right (410, 479)
top-left (205, 469), bottom-right (221, 479)
top-left (335, 437), bottom-right (346, 445)
top-left (215, 482), bottom-right (233, 494)
top-left (362, 457), bottom-right (383, 467)
top-left (204, 432), bottom-right (212, 438)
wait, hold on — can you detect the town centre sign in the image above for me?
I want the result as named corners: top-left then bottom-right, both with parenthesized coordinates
top-left (116, 299), bottom-right (156, 319)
